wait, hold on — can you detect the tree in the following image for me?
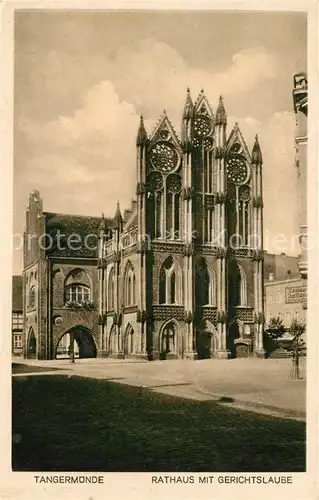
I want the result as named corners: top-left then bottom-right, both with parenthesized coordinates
top-left (263, 316), bottom-right (285, 358)
top-left (289, 318), bottom-right (306, 379)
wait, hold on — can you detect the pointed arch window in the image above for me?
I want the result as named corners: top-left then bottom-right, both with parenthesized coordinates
top-left (155, 191), bottom-right (162, 238)
top-left (132, 274), bottom-right (136, 305)
top-left (146, 172), bottom-right (163, 239)
top-left (196, 258), bottom-right (215, 306)
top-left (108, 267), bottom-right (115, 310)
top-left (166, 174), bottom-right (181, 240)
top-left (124, 263), bottom-right (136, 307)
top-left (128, 275), bottom-right (132, 305)
top-left (28, 286), bottom-right (36, 310)
top-left (170, 271), bottom-right (176, 304)
top-left (229, 262), bottom-right (247, 307)
top-left (159, 257), bottom-right (178, 305)
top-left (238, 186), bottom-right (251, 246)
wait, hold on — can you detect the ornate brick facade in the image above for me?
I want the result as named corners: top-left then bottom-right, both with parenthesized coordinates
top-left (23, 91), bottom-right (264, 360)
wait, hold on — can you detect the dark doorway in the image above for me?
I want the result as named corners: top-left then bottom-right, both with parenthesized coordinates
top-left (235, 343), bottom-right (251, 358)
top-left (56, 327), bottom-right (97, 359)
top-left (160, 323), bottom-right (176, 360)
top-left (27, 328), bottom-right (36, 359)
top-left (228, 322), bottom-right (240, 358)
top-left (197, 331), bottom-right (212, 359)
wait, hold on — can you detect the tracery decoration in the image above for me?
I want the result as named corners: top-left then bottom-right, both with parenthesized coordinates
top-left (149, 141), bottom-right (179, 173)
top-left (226, 154), bottom-right (248, 184)
top-left (166, 174), bottom-right (182, 193)
top-left (146, 171), bottom-right (163, 192)
top-left (193, 115), bottom-right (211, 138)
top-left (166, 174), bottom-right (181, 239)
top-left (203, 137), bottom-right (214, 151)
top-left (239, 185), bottom-right (251, 202)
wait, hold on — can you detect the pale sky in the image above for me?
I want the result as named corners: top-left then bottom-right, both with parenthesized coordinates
top-left (13, 10), bottom-right (307, 274)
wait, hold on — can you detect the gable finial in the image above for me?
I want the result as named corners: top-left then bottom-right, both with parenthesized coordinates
top-left (114, 201), bottom-right (123, 230)
top-left (136, 114), bottom-right (148, 146)
top-left (99, 212), bottom-right (107, 233)
top-left (216, 95), bottom-right (227, 125)
top-left (183, 87), bottom-right (194, 119)
top-left (252, 135), bottom-right (263, 165)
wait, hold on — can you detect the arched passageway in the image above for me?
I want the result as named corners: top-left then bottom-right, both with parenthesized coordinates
top-left (56, 326), bottom-right (97, 359)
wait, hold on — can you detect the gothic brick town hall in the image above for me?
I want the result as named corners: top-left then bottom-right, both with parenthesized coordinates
top-left (23, 89), bottom-right (266, 361)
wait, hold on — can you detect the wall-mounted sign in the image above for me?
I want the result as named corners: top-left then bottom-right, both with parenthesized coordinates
top-left (285, 286), bottom-right (307, 304)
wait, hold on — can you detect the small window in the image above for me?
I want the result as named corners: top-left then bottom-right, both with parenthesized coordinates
top-left (28, 286), bottom-right (36, 310)
top-left (65, 284), bottom-right (90, 304)
top-left (13, 334), bottom-right (22, 348)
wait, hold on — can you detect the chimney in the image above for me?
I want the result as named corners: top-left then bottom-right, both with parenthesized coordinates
top-left (123, 209), bottom-right (133, 222)
top-left (130, 200), bottom-right (137, 212)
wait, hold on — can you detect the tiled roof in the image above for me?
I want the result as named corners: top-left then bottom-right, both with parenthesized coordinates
top-left (12, 275), bottom-right (23, 311)
top-left (44, 212), bottom-right (113, 258)
top-left (123, 211), bottom-right (138, 232)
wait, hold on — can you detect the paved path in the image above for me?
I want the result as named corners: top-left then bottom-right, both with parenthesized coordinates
top-left (12, 357), bottom-right (306, 421)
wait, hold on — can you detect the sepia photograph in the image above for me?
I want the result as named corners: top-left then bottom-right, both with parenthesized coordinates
top-left (7, 5), bottom-right (312, 483)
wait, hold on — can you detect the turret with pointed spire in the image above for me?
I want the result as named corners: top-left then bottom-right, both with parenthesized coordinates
top-left (182, 87), bottom-right (194, 120)
top-left (252, 135), bottom-right (263, 165)
top-left (181, 87), bottom-right (194, 147)
top-left (215, 96), bottom-right (227, 126)
top-left (99, 212), bottom-right (108, 234)
top-left (113, 201), bottom-right (123, 231)
top-left (136, 115), bottom-right (148, 146)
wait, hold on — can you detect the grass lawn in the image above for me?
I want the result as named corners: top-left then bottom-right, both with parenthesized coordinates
top-left (12, 375), bottom-right (306, 472)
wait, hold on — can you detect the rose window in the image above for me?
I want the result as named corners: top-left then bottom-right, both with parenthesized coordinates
top-left (226, 155), bottom-right (248, 184)
top-left (150, 141), bottom-right (179, 173)
top-left (193, 115), bottom-right (211, 137)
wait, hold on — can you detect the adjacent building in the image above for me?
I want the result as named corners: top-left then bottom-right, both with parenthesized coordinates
top-left (264, 277), bottom-right (306, 328)
top-left (12, 275), bottom-right (23, 356)
top-left (293, 73), bottom-right (308, 290)
top-left (23, 90), bottom-right (266, 361)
